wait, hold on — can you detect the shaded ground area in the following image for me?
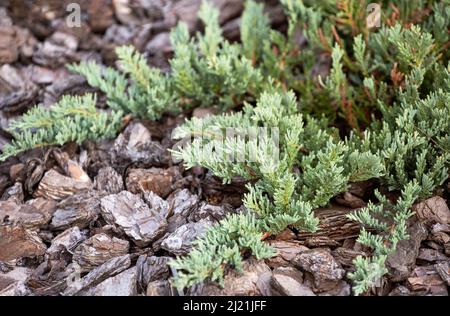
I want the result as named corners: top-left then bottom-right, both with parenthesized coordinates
top-left (0, 0), bottom-right (449, 296)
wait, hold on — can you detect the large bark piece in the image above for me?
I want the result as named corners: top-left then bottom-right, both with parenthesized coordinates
top-left (266, 241), bottom-right (309, 269)
top-left (160, 219), bottom-right (211, 255)
top-left (100, 191), bottom-right (167, 246)
top-left (73, 234), bottom-right (130, 272)
top-left (413, 196), bottom-right (450, 224)
top-left (46, 226), bottom-right (88, 256)
top-left (0, 64), bottom-right (38, 113)
top-left (50, 190), bottom-right (104, 230)
top-left (0, 225), bottom-right (47, 262)
top-left (143, 191), bottom-right (170, 219)
top-left (271, 273), bottom-right (315, 296)
top-left (386, 221), bottom-right (428, 282)
top-left (166, 189), bottom-right (200, 232)
top-left (296, 206), bottom-right (362, 242)
top-left (81, 267), bottom-right (137, 296)
top-left (292, 248), bottom-right (345, 293)
top-left (136, 255), bottom-right (170, 290)
top-left (0, 198), bottom-right (56, 230)
top-left (63, 254), bottom-right (132, 296)
top-left (406, 265), bottom-right (448, 295)
top-left (112, 122), bottom-right (167, 169)
top-left (126, 166), bottom-right (181, 198)
top-left (34, 169), bottom-right (92, 201)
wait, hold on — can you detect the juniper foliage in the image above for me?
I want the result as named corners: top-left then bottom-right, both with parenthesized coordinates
top-left (1, 0), bottom-right (267, 161)
top-left (345, 64), bottom-right (450, 295)
top-left (70, 1), bottom-right (264, 115)
top-left (170, 212), bottom-right (275, 289)
top-left (68, 46), bottom-right (176, 120)
top-left (265, 0), bottom-right (450, 128)
top-left (1, 0), bottom-right (449, 296)
top-left (170, 1), bottom-right (264, 110)
top-left (0, 94), bottom-right (122, 161)
top-left (347, 182), bottom-right (421, 295)
top-left (170, 0), bottom-right (450, 294)
top-left (170, 90), bottom-right (384, 289)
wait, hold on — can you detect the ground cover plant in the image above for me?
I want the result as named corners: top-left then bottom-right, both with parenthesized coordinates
top-left (1, 0), bottom-right (449, 296)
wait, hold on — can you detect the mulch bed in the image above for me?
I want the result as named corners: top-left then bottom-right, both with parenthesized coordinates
top-left (0, 0), bottom-right (449, 296)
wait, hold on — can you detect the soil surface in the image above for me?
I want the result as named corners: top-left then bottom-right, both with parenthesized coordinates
top-left (0, 0), bottom-right (449, 296)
